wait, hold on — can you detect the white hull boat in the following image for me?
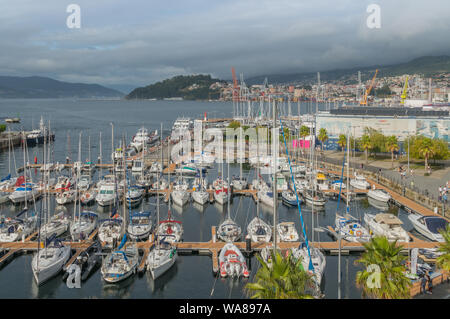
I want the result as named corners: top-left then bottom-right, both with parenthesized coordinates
top-left (364, 213), bottom-right (409, 242)
top-left (247, 217), bottom-right (272, 242)
top-left (31, 241), bottom-right (71, 285)
top-left (219, 243), bottom-right (249, 278)
top-left (408, 214), bottom-right (448, 242)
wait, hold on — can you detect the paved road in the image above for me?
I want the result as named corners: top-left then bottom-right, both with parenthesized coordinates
top-left (415, 281), bottom-right (450, 299)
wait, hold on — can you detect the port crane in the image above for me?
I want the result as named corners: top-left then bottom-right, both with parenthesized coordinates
top-left (400, 75), bottom-right (409, 105)
top-left (360, 69), bottom-right (378, 106)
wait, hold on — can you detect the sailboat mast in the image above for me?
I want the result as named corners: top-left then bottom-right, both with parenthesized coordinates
top-left (272, 99), bottom-right (277, 251)
top-left (346, 132), bottom-right (350, 213)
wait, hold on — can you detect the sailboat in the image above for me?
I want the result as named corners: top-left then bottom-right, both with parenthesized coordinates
top-left (156, 137), bottom-right (184, 244)
top-left (147, 136), bottom-right (178, 280)
top-left (31, 235), bottom-right (71, 285)
top-left (290, 243), bottom-right (326, 286)
top-left (334, 133), bottom-right (370, 243)
top-left (0, 209), bottom-right (37, 242)
top-left (191, 162), bottom-right (209, 205)
top-left (101, 234), bottom-right (139, 283)
top-left (217, 163), bottom-right (241, 242)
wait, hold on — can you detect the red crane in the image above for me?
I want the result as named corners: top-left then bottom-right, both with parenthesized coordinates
top-left (231, 67), bottom-right (239, 102)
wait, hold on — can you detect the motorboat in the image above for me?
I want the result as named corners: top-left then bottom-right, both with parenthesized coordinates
top-left (9, 183), bottom-right (40, 204)
top-left (213, 177), bottom-right (229, 191)
top-left (54, 175), bottom-right (75, 191)
top-left (290, 243), bottom-right (326, 286)
top-left (132, 159), bottom-right (144, 173)
top-left (55, 189), bottom-right (77, 205)
top-left (173, 177), bottom-right (189, 191)
top-left (126, 186), bottom-right (144, 207)
top-left (146, 239), bottom-right (177, 280)
top-left (367, 188), bottom-right (391, 203)
top-left (350, 174), bottom-right (370, 190)
top-left (217, 218), bottom-right (241, 242)
top-left (247, 216), bottom-right (272, 242)
top-left (272, 173), bottom-right (288, 191)
top-left (70, 211), bottom-right (98, 241)
top-left (331, 180), bottom-right (346, 191)
top-left (39, 212), bottom-right (70, 238)
top-left (303, 189), bottom-right (326, 206)
top-left (96, 183), bottom-right (117, 207)
top-left (77, 175), bottom-right (92, 191)
top-left (98, 217), bottom-right (124, 249)
top-left (281, 190), bottom-right (300, 206)
top-left (316, 173), bottom-right (329, 191)
top-left (127, 211), bottom-right (152, 241)
top-left (276, 221), bottom-right (299, 242)
top-left (0, 210), bottom-right (37, 242)
top-left (130, 127), bottom-right (150, 152)
top-left (219, 243), bottom-right (249, 278)
top-left (408, 215), bottom-right (448, 242)
top-left (31, 237), bottom-right (71, 285)
top-left (80, 189), bottom-right (97, 205)
top-left (335, 213), bottom-right (371, 242)
top-left (135, 173), bottom-right (153, 189)
top-left (364, 213), bottom-right (410, 242)
top-left (63, 241), bottom-right (101, 282)
top-left (101, 243), bottom-right (139, 283)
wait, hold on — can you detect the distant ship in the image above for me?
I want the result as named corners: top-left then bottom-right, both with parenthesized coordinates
top-left (25, 116), bottom-right (55, 147)
top-left (5, 117), bottom-right (20, 123)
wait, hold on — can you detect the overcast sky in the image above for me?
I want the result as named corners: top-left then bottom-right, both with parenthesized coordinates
top-left (1, 0), bottom-right (450, 92)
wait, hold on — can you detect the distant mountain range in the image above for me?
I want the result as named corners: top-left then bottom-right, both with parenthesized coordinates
top-left (244, 55), bottom-right (450, 85)
top-left (0, 76), bottom-right (123, 98)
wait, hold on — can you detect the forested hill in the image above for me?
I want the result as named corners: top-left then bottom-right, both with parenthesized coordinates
top-left (125, 74), bottom-right (226, 100)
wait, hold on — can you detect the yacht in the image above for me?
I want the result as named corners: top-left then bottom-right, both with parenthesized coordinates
top-left (408, 215), bottom-right (448, 242)
top-left (213, 188), bottom-right (229, 205)
top-left (350, 174), bottom-right (370, 190)
top-left (290, 244), bottom-right (326, 286)
top-left (70, 211), bottom-right (98, 241)
top-left (335, 213), bottom-right (371, 242)
top-left (171, 190), bottom-right (190, 207)
top-left (101, 244), bottom-right (139, 283)
top-left (127, 211), bottom-right (152, 241)
top-left (9, 183), bottom-right (40, 204)
top-left (303, 189), bottom-right (326, 206)
top-left (276, 221), bottom-right (299, 242)
top-left (217, 218), bottom-right (241, 242)
top-left (364, 213), bottom-right (410, 242)
top-left (55, 189), bottom-right (77, 205)
top-left (367, 188), bottom-right (391, 203)
top-left (281, 190), bottom-right (300, 206)
top-left (126, 186), bottom-right (144, 207)
top-left (31, 238), bottom-right (71, 285)
top-left (96, 183), bottom-right (117, 207)
top-left (247, 217), bottom-right (272, 242)
top-left (146, 240), bottom-right (177, 280)
top-left (0, 211), bottom-right (37, 242)
top-left (39, 212), bottom-right (70, 238)
top-left (98, 217), bottom-right (124, 249)
top-left (156, 214), bottom-right (183, 244)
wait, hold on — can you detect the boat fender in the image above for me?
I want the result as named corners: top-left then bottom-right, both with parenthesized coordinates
top-left (356, 230), bottom-right (362, 236)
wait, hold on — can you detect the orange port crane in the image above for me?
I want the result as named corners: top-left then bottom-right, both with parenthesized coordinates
top-left (360, 69), bottom-right (378, 106)
top-left (231, 67), bottom-right (239, 102)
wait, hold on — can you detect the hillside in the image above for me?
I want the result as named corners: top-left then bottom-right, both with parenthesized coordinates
top-left (245, 55), bottom-right (450, 85)
top-left (126, 74), bottom-right (226, 100)
top-left (0, 76), bottom-right (123, 98)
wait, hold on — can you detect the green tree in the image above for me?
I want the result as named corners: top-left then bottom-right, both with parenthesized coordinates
top-left (245, 250), bottom-right (315, 299)
top-left (355, 236), bottom-right (411, 299)
top-left (360, 133), bottom-right (372, 164)
top-left (318, 128), bottom-right (328, 152)
top-left (227, 120), bottom-right (241, 129)
top-left (299, 125), bottom-right (310, 155)
top-left (338, 134), bottom-right (347, 152)
top-left (436, 225), bottom-right (450, 272)
top-left (417, 137), bottom-right (435, 170)
top-left (0, 124), bottom-right (6, 133)
top-left (385, 135), bottom-right (399, 168)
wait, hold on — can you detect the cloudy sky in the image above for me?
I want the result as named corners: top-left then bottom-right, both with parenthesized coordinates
top-left (1, 0), bottom-right (450, 92)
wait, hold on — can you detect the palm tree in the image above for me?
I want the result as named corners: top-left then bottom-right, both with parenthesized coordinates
top-left (245, 250), bottom-right (315, 299)
top-left (385, 135), bottom-right (399, 169)
top-left (355, 236), bottom-right (411, 299)
top-left (299, 125), bottom-right (310, 156)
top-left (436, 225), bottom-right (450, 272)
top-left (318, 128), bottom-right (328, 153)
top-left (338, 134), bottom-right (346, 152)
top-left (417, 138), bottom-right (435, 171)
top-left (360, 134), bottom-right (372, 165)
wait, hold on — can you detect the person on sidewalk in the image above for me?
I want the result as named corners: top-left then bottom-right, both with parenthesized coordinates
top-left (420, 274), bottom-right (427, 294)
top-left (426, 272), bottom-right (433, 294)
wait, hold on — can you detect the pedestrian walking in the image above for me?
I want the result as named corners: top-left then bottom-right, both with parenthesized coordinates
top-left (421, 275), bottom-right (427, 294)
top-left (427, 272), bottom-right (433, 294)
top-left (444, 193), bottom-right (448, 204)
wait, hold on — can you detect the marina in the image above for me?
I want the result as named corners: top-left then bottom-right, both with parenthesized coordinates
top-left (0, 98), bottom-right (448, 299)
